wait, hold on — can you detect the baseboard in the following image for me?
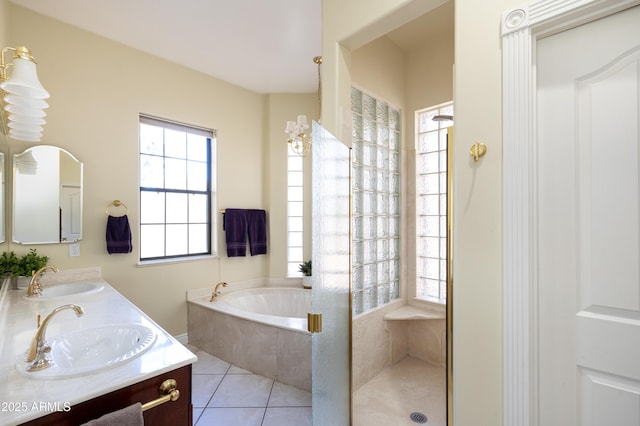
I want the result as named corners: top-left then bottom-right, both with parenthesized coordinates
top-left (174, 333), bottom-right (189, 345)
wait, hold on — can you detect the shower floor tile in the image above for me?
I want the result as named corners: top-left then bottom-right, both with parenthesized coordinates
top-left (353, 356), bottom-right (446, 426)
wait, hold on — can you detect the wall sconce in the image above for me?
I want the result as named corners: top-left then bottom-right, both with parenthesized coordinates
top-left (285, 56), bottom-right (322, 156)
top-left (0, 46), bottom-right (50, 142)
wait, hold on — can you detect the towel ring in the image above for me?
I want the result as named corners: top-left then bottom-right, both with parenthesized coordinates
top-left (106, 200), bottom-right (128, 216)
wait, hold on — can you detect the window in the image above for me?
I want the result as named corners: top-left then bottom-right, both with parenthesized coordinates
top-left (287, 148), bottom-right (304, 276)
top-left (351, 87), bottom-right (401, 316)
top-left (415, 102), bottom-right (453, 301)
top-left (139, 115), bottom-right (216, 261)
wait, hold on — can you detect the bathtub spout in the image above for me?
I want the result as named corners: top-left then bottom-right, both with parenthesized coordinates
top-left (210, 281), bottom-right (228, 302)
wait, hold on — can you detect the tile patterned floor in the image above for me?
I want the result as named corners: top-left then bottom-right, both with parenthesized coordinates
top-left (187, 345), bottom-right (443, 426)
top-left (186, 345), bottom-right (312, 426)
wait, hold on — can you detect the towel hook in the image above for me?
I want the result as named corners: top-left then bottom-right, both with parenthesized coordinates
top-left (106, 200), bottom-right (128, 216)
top-left (470, 142), bottom-right (487, 162)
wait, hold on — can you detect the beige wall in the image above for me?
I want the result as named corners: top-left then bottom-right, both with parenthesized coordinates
top-left (0, 0), bottom-right (7, 58)
top-left (405, 32), bottom-right (455, 140)
top-left (3, 4), bottom-right (302, 336)
top-left (453, 1), bottom-right (519, 423)
top-left (351, 36), bottom-right (405, 109)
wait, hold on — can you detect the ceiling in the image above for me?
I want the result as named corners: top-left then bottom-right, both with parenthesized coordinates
top-left (9, 0), bottom-right (453, 94)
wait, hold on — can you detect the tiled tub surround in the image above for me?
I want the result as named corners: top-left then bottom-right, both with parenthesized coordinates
top-left (187, 282), bottom-right (311, 392)
top-left (0, 267), bottom-right (196, 425)
top-left (352, 300), bottom-right (445, 391)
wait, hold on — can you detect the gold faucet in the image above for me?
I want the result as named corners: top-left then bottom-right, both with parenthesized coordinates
top-left (210, 281), bottom-right (228, 302)
top-left (26, 265), bottom-right (59, 297)
top-left (26, 304), bottom-right (84, 371)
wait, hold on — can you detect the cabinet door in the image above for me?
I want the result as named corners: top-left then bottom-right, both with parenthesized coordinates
top-left (21, 365), bottom-right (192, 426)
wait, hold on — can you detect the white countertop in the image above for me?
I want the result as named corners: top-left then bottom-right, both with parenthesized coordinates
top-left (0, 268), bottom-right (197, 426)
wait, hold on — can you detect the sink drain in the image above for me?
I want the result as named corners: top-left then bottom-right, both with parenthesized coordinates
top-left (410, 412), bottom-right (428, 424)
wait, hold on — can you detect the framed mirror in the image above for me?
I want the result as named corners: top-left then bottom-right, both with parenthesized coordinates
top-left (13, 145), bottom-right (83, 244)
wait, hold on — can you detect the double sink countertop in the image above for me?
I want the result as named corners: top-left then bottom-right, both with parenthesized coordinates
top-left (0, 267), bottom-right (196, 426)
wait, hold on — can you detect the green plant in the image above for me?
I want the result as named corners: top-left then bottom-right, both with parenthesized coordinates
top-left (0, 251), bottom-right (20, 277)
top-left (0, 249), bottom-right (49, 277)
top-left (19, 249), bottom-right (49, 277)
top-left (298, 260), bottom-right (312, 276)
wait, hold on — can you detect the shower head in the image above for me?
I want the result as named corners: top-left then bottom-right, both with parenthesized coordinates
top-left (432, 114), bottom-right (454, 122)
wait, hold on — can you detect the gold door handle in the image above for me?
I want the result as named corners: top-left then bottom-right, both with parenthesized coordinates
top-left (307, 313), bottom-right (323, 333)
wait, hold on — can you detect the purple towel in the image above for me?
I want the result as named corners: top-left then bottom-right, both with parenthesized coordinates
top-left (106, 215), bottom-right (132, 254)
top-left (247, 209), bottom-right (267, 256)
top-left (224, 209), bottom-right (248, 257)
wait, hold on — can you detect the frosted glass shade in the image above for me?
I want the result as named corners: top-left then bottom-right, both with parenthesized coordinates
top-left (285, 120), bottom-right (296, 134)
top-left (8, 114), bottom-right (45, 125)
top-left (296, 115), bottom-right (309, 129)
top-left (8, 121), bottom-right (44, 132)
top-left (9, 129), bottom-right (42, 142)
top-left (4, 104), bottom-right (47, 117)
top-left (4, 94), bottom-right (49, 109)
top-left (0, 57), bottom-right (49, 99)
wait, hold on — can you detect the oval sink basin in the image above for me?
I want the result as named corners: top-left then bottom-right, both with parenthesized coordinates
top-left (24, 281), bottom-right (104, 300)
top-left (17, 324), bottom-right (157, 379)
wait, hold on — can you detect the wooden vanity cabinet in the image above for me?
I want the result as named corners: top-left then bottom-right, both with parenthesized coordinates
top-left (20, 364), bottom-right (192, 426)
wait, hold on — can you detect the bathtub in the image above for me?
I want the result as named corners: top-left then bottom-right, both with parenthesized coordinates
top-left (187, 286), bottom-right (312, 391)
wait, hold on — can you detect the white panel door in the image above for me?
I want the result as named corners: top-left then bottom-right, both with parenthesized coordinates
top-left (536, 7), bottom-right (640, 426)
top-left (537, 5), bottom-right (640, 425)
top-left (60, 185), bottom-right (81, 242)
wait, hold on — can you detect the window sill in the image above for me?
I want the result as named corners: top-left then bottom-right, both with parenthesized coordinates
top-left (137, 254), bottom-right (219, 267)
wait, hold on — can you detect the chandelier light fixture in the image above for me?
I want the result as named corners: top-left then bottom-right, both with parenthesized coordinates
top-left (285, 114), bottom-right (310, 156)
top-left (0, 46), bottom-right (50, 142)
top-left (285, 56), bottom-right (322, 156)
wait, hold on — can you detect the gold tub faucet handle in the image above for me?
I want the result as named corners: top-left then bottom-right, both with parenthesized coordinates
top-left (210, 282), bottom-right (228, 302)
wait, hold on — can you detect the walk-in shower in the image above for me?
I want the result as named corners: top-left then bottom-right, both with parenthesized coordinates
top-left (350, 89), bottom-right (453, 426)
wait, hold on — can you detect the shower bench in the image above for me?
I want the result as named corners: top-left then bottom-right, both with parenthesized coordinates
top-left (383, 305), bottom-right (445, 321)
top-left (383, 305), bottom-right (446, 366)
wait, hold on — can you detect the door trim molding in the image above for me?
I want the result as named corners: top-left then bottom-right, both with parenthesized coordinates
top-left (501, 1), bottom-right (640, 425)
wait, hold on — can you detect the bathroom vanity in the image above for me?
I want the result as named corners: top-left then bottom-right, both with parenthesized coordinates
top-left (0, 268), bottom-right (196, 425)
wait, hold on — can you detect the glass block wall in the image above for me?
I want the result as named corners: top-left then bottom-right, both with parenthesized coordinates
top-left (351, 87), bottom-right (401, 316)
top-left (415, 102), bottom-right (453, 301)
